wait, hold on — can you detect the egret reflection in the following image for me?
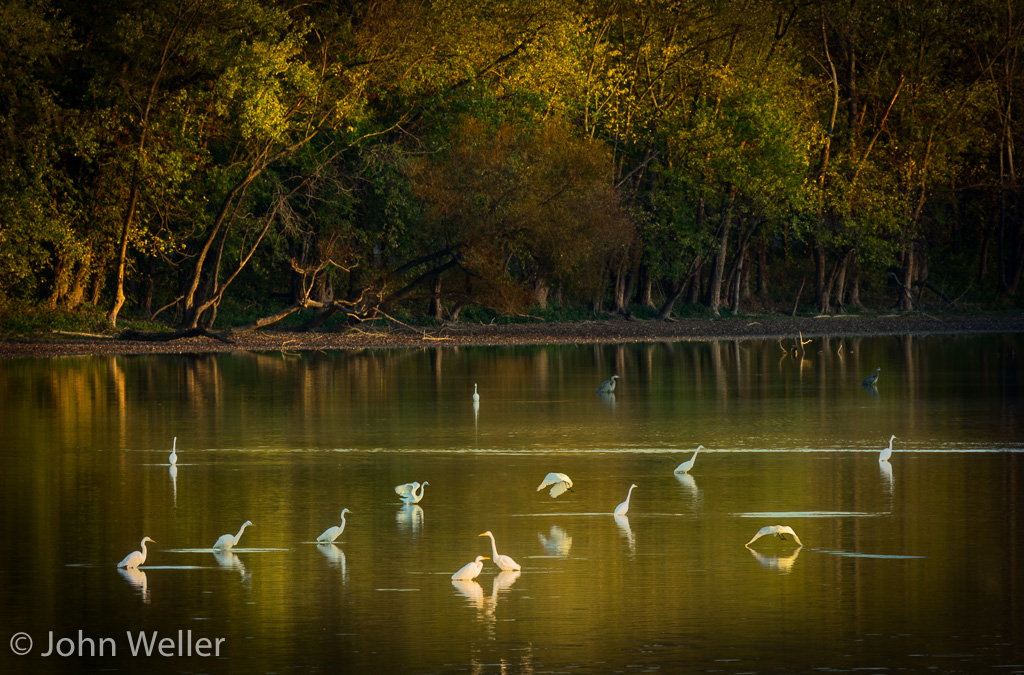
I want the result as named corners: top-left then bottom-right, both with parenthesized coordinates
top-left (747, 546), bottom-right (803, 574)
top-left (168, 464), bottom-right (178, 506)
top-left (117, 566), bottom-right (150, 603)
top-left (451, 579), bottom-right (484, 609)
top-left (537, 525), bottom-right (572, 556)
top-left (879, 459), bottom-right (894, 491)
top-left (212, 549), bottom-right (250, 583)
top-left (317, 543), bottom-right (348, 581)
top-left (674, 471), bottom-right (701, 503)
top-left (396, 504), bottom-right (424, 535)
top-left (614, 514), bottom-right (635, 554)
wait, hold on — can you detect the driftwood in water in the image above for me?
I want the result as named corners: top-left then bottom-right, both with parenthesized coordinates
top-left (118, 327), bottom-right (234, 344)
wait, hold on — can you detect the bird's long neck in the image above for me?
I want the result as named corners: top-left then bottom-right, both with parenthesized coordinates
top-left (235, 523), bottom-right (249, 541)
top-left (139, 539), bottom-right (149, 563)
top-left (487, 534), bottom-right (499, 559)
top-left (888, 436), bottom-right (895, 451)
top-left (415, 483), bottom-right (426, 499)
top-left (340, 513), bottom-right (347, 527)
top-left (625, 485), bottom-right (635, 506)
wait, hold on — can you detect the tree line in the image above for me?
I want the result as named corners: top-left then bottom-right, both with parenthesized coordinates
top-left (1, 0), bottom-right (1022, 333)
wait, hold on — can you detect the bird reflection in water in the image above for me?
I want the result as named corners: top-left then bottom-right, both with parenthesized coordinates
top-left (317, 544), bottom-right (348, 582)
top-left (614, 514), bottom-right (635, 554)
top-left (674, 471), bottom-right (702, 506)
top-left (537, 525), bottom-right (572, 556)
top-left (396, 504), bottom-right (424, 536)
top-left (117, 567), bottom-right (150, 604)
top-left (879, 459), bottom-right (894, 507)
top-left (211, 549), bottom-right (250, 585)
top-left (746, 546), bottom-right (803, 574)
top-left (451, 570), bottom-right (520, 634)
top-left (745, 525), bottom-right (804, 574)
top-left (168, 464), bottom-right (178, 507)
top-left (597, 392), bottom-right (616, 407)
top-left (862, 382), bottom-right (880, 398)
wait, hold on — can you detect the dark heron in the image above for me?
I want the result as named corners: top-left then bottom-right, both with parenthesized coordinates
top-left (862, 367), bottom-right (881, 386)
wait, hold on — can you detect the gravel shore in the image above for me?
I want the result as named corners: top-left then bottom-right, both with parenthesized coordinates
top-left (2, 312), bottom-right (1022, 358)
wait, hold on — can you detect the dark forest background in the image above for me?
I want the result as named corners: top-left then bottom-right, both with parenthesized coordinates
top-left (2, 0), bottom-right (1023, 334)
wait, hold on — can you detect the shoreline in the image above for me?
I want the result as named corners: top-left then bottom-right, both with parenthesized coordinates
top-left (2, 312), bottom-right (1023, 358)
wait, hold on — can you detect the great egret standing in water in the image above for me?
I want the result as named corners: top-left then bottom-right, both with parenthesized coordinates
top-left (317, 508), bottom-right (352, 543)
top-left (168, 437), bottom-right (177, 466)
top-left (597, 374), bottom-right (619, 394)
top-left (674, 445), bottom-right (703, 474)
top-left (395, 481), bottom-right (429, 504)
top-left (473, 383), bottom-right (480, 404)
top-left (863, 367), bottom-right (881, 386)
top-left (478, 531), bottom-right (521, 571)
top-left (451, 555), bottom-right (490, 581)
top-left (614, 483), bottom-right (638, 516)
top-left (213, 521), bottom-right (252, 550)
top-left (117, 537), bottom-right (155, 568)
top-left (745, 525), bottom-right (803, 548)
top-left (536, 472), bottom-right (573, 498)
top-left (879, 434), bottom-right (896, 462)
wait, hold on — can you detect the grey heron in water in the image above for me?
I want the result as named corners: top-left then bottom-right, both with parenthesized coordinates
top-left (597, 374), bottom-right (619, 394)
top-left (863, 367), bottom-right (881, 386)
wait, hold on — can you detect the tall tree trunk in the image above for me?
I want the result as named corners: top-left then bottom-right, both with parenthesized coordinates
top-left (704, 187), bottom-right (736, 316)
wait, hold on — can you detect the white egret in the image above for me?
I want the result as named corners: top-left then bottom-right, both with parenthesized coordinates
top-left (395, 481), bottom-right (429, 504)
top-left (745, 525), bottom-right (803, 548)
top-left (169, 437), bottom-right (177, 466)
top-left (613, 483), bottom-right (637, 516)
top-left (879, 434), bottom-right (896, 462)
top-left (536, 472), bottom-right (574, 498)
top-left (473, 383), bottom-right (480, 404)
top-left (117, 537), bottom-right (155, 568)
top-left (317, 508), bottom-right (352, 543)
top-left (213, 520), bottom-right (252, 550)
top-left (863, 367), bottom-right (881, 386)
top-left (597, 374), bottom-right (619, 394)
top-left (478, 531), bottom-right (521, 571)
top-left (674, 445), bottom-right (704, 474)
top-left (451, 555), bottom-right (490, 581)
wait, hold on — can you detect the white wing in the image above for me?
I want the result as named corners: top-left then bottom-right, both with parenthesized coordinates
top-left (536, 472), bottom-right (561, 491)
top-left (395, 482), bottom-right (418, 499)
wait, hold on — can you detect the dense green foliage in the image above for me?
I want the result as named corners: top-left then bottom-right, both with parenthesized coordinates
top-left (1, 0), bottom-right (1022, 332)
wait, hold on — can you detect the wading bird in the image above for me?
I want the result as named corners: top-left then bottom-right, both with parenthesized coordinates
top-left (451, 555), bottom-right (490, 581)
top-left (317, 509), bottom-right (352, 544)
top-left (169, 437), bottom-right (177, 466)
top-left (479, 531), bottom-right (521, 571)
top-left (863, 367), bottom-right (881, 386)
top-left (536, 472), bottom-right (573, 498)
top-left (117, 537), bottom-right (155, 569)
top-left (597, 374), bottom-right (619, 394)
top-left (614, 483), bottom-right (638, 516)
top-left (473, 383), bottom-right (480, 404)
top-left (879, 434), bottom-right (897, 462)
top-left (395, 481), bottom-right (429, 505)
top-left (745, 525), bottom-right (803, 548)
top-left (674, 446), bottom-right (704, 474)
top-left (213, 521), bottom-right (252, 550)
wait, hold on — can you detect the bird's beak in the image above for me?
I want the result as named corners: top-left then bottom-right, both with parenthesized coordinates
top-left (483, 557), bottom-right (490, 560)
top-left (477, 533), bottom-right (486, 537)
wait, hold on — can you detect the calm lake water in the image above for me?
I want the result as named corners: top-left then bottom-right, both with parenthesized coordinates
top-left (1, 332), bottom-right (1022, 674)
